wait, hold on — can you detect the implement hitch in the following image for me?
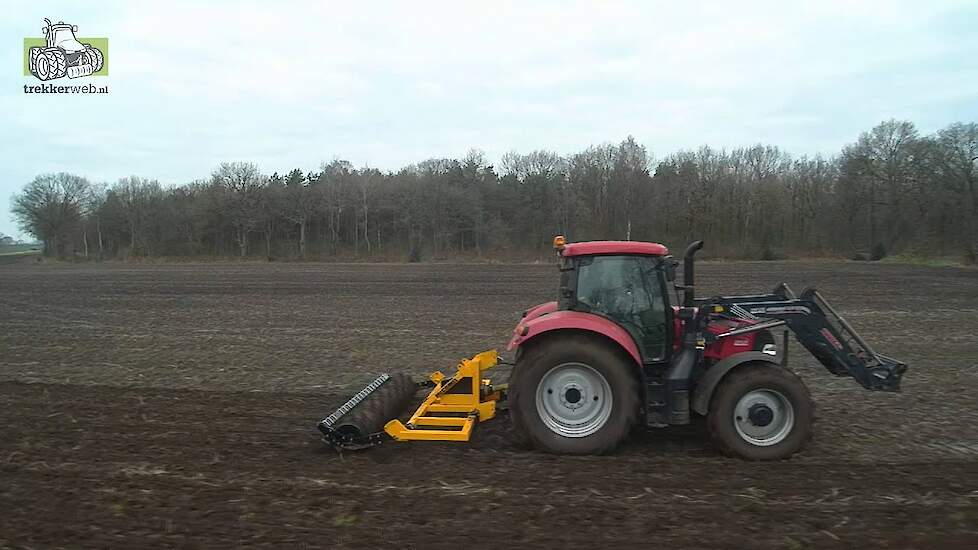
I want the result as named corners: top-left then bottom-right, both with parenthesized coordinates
top-left (386, 350), bottom-right (504, 441)
top-left (317, 350), bottom-right (504, 450)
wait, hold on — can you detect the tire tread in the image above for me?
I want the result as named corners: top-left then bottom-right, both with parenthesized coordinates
top-left (707, 364), bottom-right (814, 460)
top-left (509, 333), bottom-right (639, 455)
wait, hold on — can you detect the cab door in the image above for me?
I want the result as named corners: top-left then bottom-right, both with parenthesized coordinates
top-left (573, 255), bottom-right (669, 363)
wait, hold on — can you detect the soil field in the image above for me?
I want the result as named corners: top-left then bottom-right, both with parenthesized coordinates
top-left (1, 260), bottom-right (977, 548)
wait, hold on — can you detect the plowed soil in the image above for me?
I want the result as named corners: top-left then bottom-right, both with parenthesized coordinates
top-left (1, 261), bottom-right (977, 549)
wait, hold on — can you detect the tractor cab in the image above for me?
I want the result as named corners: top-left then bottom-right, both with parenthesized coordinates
top-left (555, 239), bottom-right (675, 364)
top-left (43, 20), bottom-right (86, 52)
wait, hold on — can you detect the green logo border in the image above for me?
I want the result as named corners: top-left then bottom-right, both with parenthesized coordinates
top-left (23, 37), bottom-right (109, 77)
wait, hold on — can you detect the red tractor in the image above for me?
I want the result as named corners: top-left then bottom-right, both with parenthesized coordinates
top-left (28, 18), bottom-right (104, 81)
top-left (319, 238), bottom-right (906, 460)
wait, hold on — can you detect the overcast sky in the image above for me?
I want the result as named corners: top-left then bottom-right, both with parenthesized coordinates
top-left (2, 0), bottom-right (977, 239)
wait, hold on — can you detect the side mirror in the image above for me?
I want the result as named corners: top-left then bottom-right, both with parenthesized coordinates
top-left (73, 25), bottom-right (79, 32)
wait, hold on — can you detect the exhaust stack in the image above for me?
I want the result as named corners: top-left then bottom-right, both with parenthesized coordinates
top-left (682, 240), bottom-right (704, 307)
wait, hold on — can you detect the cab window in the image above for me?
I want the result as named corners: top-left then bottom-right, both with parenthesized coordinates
top-left (575, 255), bottom-right (667, 361)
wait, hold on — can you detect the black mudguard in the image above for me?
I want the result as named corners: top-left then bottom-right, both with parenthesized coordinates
top-left (691, 351), bottom-right (782, 416)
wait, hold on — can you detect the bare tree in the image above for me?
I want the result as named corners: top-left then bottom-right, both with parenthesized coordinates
top-left (112, 177), bottom-right (163, 255)
top-left (9, 120), bottom-right (978, 262)
top-left (281, 169), bottom-right (316, 258)
top-left (211, 162), bottom-right (265, 257)
top-left (935, 123), bottom-right (978, 261)
top-left (84, 183), bottom-right (109, 258)
top-left (11, 173), bottom-right (89, 256)
top-left (840, 120), bottom-right (920, 254)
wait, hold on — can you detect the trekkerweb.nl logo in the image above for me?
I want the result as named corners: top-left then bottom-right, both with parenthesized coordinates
top-left (23, 18), bottom-right (108, 94)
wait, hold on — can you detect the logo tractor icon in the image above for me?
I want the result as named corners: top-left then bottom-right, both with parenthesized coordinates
top-left (28, 18), bottom-right (104, 80)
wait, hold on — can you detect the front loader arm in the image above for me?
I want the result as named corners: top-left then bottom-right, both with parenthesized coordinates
top-left (704, 285), bottom-right (907, 391)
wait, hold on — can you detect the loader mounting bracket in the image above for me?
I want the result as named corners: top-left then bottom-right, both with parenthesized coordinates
top-left (704, 285), bottom-right (908, 392)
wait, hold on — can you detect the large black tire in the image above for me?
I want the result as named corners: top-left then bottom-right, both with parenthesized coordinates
top-left (509, 334), bottom-right (639, 455)
top-left (31, 49), bottom-right (52, 80)
top-left (84, 45), bottom-right (104, 72)
top-left (707, 364), bottom-right (813, 460)
top-left (28, 47), bottom-right (42, 75)
top-left (43, 49), bottom-right (67, 80)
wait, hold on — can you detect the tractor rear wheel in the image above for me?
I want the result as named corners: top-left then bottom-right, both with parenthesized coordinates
top-left (707, 364), bottom-right (813, 460)
top-left (509, 334), bottom-right (639, 455)
top-left (42, 49), bottom-right (67, 80)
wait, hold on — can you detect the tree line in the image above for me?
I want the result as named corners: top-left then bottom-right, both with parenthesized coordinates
top-left (10, 119), bottom-right (978, 263)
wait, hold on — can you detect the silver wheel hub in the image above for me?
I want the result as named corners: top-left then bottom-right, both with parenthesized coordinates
top-left (733, 389), bottom-right (794, 446)
top-left (535, 362), bottom-right (613, 438)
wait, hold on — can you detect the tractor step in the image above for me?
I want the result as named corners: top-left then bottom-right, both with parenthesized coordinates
top-left (645, 374), bottom-right (668, 427)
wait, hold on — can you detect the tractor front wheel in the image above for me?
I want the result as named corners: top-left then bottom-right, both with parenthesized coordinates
top-left (84, 46), bottom-right (104, 72)
top-left (509, 335), bottom-right (639, 455)
top-left (707, 364), bottom-right (813, 460)
top-left (28, 47), bottom-right (42, 75)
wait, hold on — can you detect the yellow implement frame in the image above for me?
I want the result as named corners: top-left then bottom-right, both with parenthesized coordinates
top-left (384, 350), bottom-right (504, 442)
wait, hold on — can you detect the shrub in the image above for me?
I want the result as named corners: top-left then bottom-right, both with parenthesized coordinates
top-left (870, 242), bottom-right (888, 261)
top-left (408, 245), bottom-right (422, 263)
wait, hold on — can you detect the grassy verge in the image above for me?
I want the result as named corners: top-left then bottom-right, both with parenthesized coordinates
top-left (0, 244), bottom-right (41, 257)
top-left (879, 254), bottom-right (974, 268)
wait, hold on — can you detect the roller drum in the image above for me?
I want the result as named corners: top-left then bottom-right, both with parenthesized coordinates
top-left (330, 373), bottom-right (417, 439)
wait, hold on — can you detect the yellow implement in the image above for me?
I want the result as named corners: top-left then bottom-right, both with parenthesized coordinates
top-left (384, 350), bottom-right (504, 442)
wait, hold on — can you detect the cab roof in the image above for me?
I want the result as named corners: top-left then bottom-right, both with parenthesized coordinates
top-left (561, 240), bottom-right (669, 257)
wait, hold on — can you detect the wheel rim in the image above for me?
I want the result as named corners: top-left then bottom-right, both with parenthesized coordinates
top-left (733, 389), bottom-right (794, 446)
top-left (37, 56), bottom-right (49, 78)
top-left (535, 362), bottom-right (613, 438)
